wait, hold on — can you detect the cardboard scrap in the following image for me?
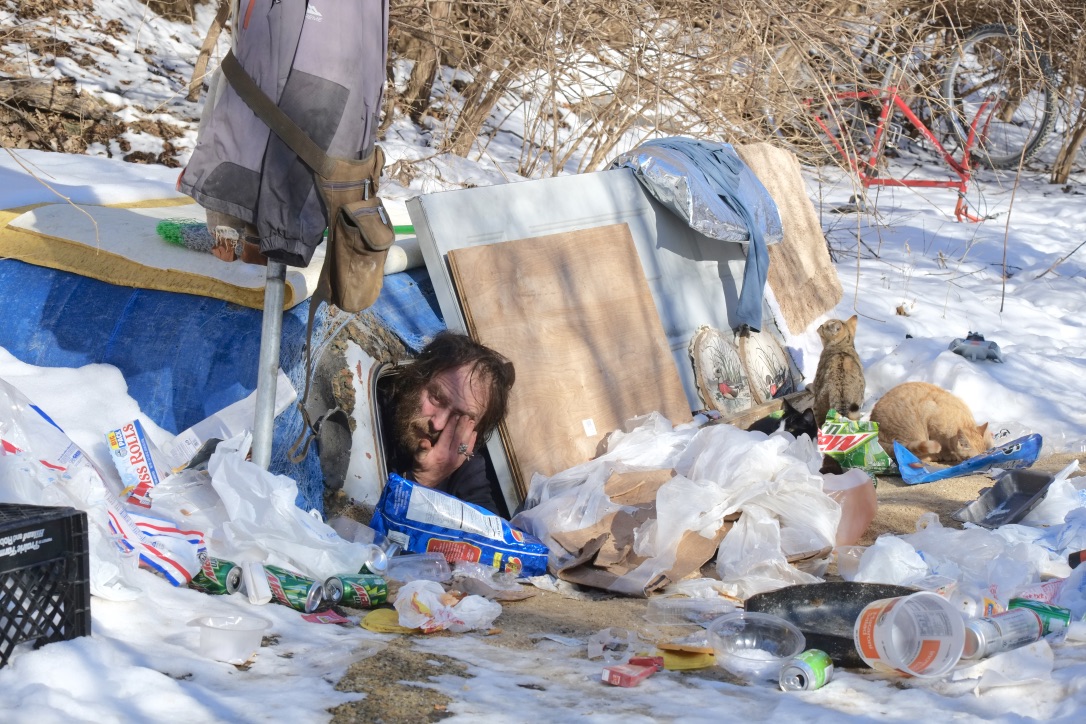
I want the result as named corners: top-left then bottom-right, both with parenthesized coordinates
top-left (551, 467), bottom-right (739, 596)
top-left (603, 468), bottom-right (677, 506)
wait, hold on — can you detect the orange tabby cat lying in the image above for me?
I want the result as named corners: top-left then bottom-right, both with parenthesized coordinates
top-left (870, 381), bottom-right (994, 464)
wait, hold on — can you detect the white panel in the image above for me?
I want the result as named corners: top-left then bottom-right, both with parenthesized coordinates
top-left (407, 168), bottom-right (753, 402)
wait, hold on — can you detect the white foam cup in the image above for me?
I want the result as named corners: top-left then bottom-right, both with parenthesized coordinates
top-left (853, 591), bottom-right (965, 677)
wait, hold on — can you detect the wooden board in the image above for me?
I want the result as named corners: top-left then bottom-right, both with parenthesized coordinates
top-left (447, 223), bottom-right (692, 496)
top-left (735, 143), bottom-right (843, 335)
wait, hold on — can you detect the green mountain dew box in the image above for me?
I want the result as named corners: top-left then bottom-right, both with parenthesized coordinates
top-left (818, 410), bottom-right (896, 476)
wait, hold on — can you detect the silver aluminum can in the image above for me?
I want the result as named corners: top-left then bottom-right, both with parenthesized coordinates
top-left (963, 609), bottom-right (1043, 660)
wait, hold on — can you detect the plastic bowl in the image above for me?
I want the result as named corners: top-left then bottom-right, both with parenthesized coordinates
top-left (707, 611), bottom-right (806, 681)
top-left (188, 615), bottom-right (271, 664)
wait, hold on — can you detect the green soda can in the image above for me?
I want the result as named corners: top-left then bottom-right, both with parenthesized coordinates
top-left (779, 649), bottom-right (834, 691)
top-left (324, 574), bottom-right (388, 609)
top-left (358, 544), bottom-right (389, 576)
top-left (190, 556), bottom-right (241, 595)
top-left (264, 564), bottom-right (326, 613)
top-left (1009, 598), bottom-right (1072, 640)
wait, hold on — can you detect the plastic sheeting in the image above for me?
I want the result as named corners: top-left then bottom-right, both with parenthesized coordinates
top-left (0, 259), bottom-right (445, 513)
top-left (0, 258), bottom-right (324, 510)
top-left (370, 266), bottom-right (445, 354)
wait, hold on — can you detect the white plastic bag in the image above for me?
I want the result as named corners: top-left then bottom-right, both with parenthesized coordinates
top-left (854, 535), bottom-right (929, 585)
top-left (950, 640), bottom-right (1054, 692)
top-left (394, 579), bottom-right (502, 633)
top-left (206, 432), bottom-right (367, 579)
top-left (512, 412), bottom-right (704, 569)
top-left (0, 376), bottom-right (145, 600)
top-left (1056, 562), bottom-right (1086, 619)
top-left (1020, 460), bottom-right (1084, 526)
top-left (714, 504), bottom-right (821, 599)
top-left (516, 413), bottom-right (841, 597)
top-left (146, 468), bottom-right (230, 545)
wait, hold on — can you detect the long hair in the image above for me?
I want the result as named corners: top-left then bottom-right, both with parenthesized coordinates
top-left (391, 331), bottom-right (515, 442)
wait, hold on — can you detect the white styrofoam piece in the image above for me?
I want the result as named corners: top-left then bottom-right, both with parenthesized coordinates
top-left (341, 341), bottom-right (386, 506)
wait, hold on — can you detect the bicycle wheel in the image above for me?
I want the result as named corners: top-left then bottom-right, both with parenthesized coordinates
top-left (941, 24), bottom-right (1055, 170)
top-left (763, 43), bottom-right (887, 166)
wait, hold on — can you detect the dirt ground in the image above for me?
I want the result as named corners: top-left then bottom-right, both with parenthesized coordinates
top-left (325, 451), bottom-right (1085, 723)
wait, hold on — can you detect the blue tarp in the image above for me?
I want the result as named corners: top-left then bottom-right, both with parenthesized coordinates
top-left (371, 266), bottom-right (445, 354)
top-left (0, 259), bottom-right (445, 513)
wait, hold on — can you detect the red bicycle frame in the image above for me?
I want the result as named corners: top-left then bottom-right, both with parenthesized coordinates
top-left (810, 85), bottom-right (994, 222)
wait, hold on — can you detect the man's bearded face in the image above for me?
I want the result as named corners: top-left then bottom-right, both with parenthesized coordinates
top-left (392, 380), bottom-right (433, 455)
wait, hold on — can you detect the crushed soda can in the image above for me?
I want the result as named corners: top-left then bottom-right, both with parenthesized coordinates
top-left (602, 663), bottom-right (656, 687)
top-left (780, 649), bottom-right (834, 691)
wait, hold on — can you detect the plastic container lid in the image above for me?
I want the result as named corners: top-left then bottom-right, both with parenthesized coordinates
top-left (188, 615), bottom-right (270, 665)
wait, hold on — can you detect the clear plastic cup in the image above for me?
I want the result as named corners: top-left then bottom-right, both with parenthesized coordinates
top-left (707, 611), bottom-right (806, 681)
top-left (384, 552), bottom-right (451, 583)
top-left (853, 591), bottom-right (965, 677)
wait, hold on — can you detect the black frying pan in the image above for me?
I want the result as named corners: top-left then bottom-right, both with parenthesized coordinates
top-left (744, 582), bottom-right (918, 668)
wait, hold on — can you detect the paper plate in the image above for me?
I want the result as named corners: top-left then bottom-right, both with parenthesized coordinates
top-left (738, 328), bottom-right (798, 404)
top-left (688, 326), bottom-right (752, 415)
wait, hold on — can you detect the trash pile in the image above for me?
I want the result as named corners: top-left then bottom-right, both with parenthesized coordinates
top-left (5, 363), bottom-right (1086, 700)
top-left (508, 449), bottom-right (1086, 692)
top-left (0, 373), bottom-right (541, 661)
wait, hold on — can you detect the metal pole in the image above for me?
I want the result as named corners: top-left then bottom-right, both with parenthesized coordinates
top-left (251, 259), bottom-right (287, 469)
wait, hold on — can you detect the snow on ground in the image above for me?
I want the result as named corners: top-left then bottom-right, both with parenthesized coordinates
top-left (3, 137), bottom-right (1086, 724)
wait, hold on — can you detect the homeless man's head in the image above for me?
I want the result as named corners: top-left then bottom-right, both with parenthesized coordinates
top-left (390, 331), bottom-right (515, 457)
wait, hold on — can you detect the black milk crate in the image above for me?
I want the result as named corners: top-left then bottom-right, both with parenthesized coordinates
top-left (0, 504), bottom-right (91, 668)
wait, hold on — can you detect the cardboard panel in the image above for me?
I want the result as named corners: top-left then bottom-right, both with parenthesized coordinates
top-left (735, 143), bottom-right (843, 335)
top-left (448, 224), bottom-right (692, 494)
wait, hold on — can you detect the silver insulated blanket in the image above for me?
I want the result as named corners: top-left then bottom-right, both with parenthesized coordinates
top-left (612, 138), bottom-right (783, 245)
top-left (612, 137), bottom-right (783, 331)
